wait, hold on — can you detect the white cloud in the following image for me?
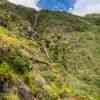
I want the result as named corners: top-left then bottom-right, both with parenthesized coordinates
top-left (8, 0), bottom-right (40, 11)
top-left (70, 0), bottom-right (100, 16)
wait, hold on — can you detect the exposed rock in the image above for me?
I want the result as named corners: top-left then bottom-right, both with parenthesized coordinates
top-left (17, 80), bottom-right (35, 100)
top-left (0, 17), bottom-right (7, 27)
top-left (25, 28), bottom-right (38, 38)
top-left (0, 75), bottom-right (12, 93)
top-left (0, 47), bottom-right (10, 56)
top-left (0, 76), bottom-right (35, 100)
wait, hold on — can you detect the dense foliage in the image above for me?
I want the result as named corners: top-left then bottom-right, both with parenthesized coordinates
top-left (0, 0), bottom-right (100, 100)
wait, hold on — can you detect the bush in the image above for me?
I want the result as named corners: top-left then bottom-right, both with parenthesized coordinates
top-left (11, 56), bottom-right (31, 74)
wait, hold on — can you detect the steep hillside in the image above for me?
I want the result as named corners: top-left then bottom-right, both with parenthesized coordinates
top-left (85, 14), bottom-right (100, 32)
top-left (0, 0), bottom-right (100, 100)
top-left (0, 0), bottom-right (96, 35)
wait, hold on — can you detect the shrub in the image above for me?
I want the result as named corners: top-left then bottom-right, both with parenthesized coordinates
top-left (11, 56), bottom-right (31, 74)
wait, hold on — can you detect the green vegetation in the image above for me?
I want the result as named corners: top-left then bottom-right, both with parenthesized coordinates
top-left (0, 0), bottom-right (100, 100)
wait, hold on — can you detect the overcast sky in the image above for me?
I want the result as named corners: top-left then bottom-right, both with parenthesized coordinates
top-left (71, 0), bottom-right (100, 16)
top-left (8, 0), bottom-right (100, 16)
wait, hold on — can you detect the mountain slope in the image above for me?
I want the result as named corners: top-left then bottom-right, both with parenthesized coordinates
top-left (0, 0), bottom-right (100, 100)
top-left (0, 0), bottom-right (96, 35)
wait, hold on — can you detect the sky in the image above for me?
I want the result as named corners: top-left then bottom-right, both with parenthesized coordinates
top-left (71, 0), bottom-right (100, 16)
top-left (37, 0), bottom-right (76, 11)
top-left (8, 0), bottom-right (100, 16)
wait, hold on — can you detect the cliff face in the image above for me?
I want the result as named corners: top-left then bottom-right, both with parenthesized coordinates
top-left (0, 0), bottom-right (100, 100)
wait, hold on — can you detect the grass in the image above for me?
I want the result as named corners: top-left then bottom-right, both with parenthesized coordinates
top-left (0, 0), bottom-right (100, 100)
top-left (3, 93), bottom-right (20, 100)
